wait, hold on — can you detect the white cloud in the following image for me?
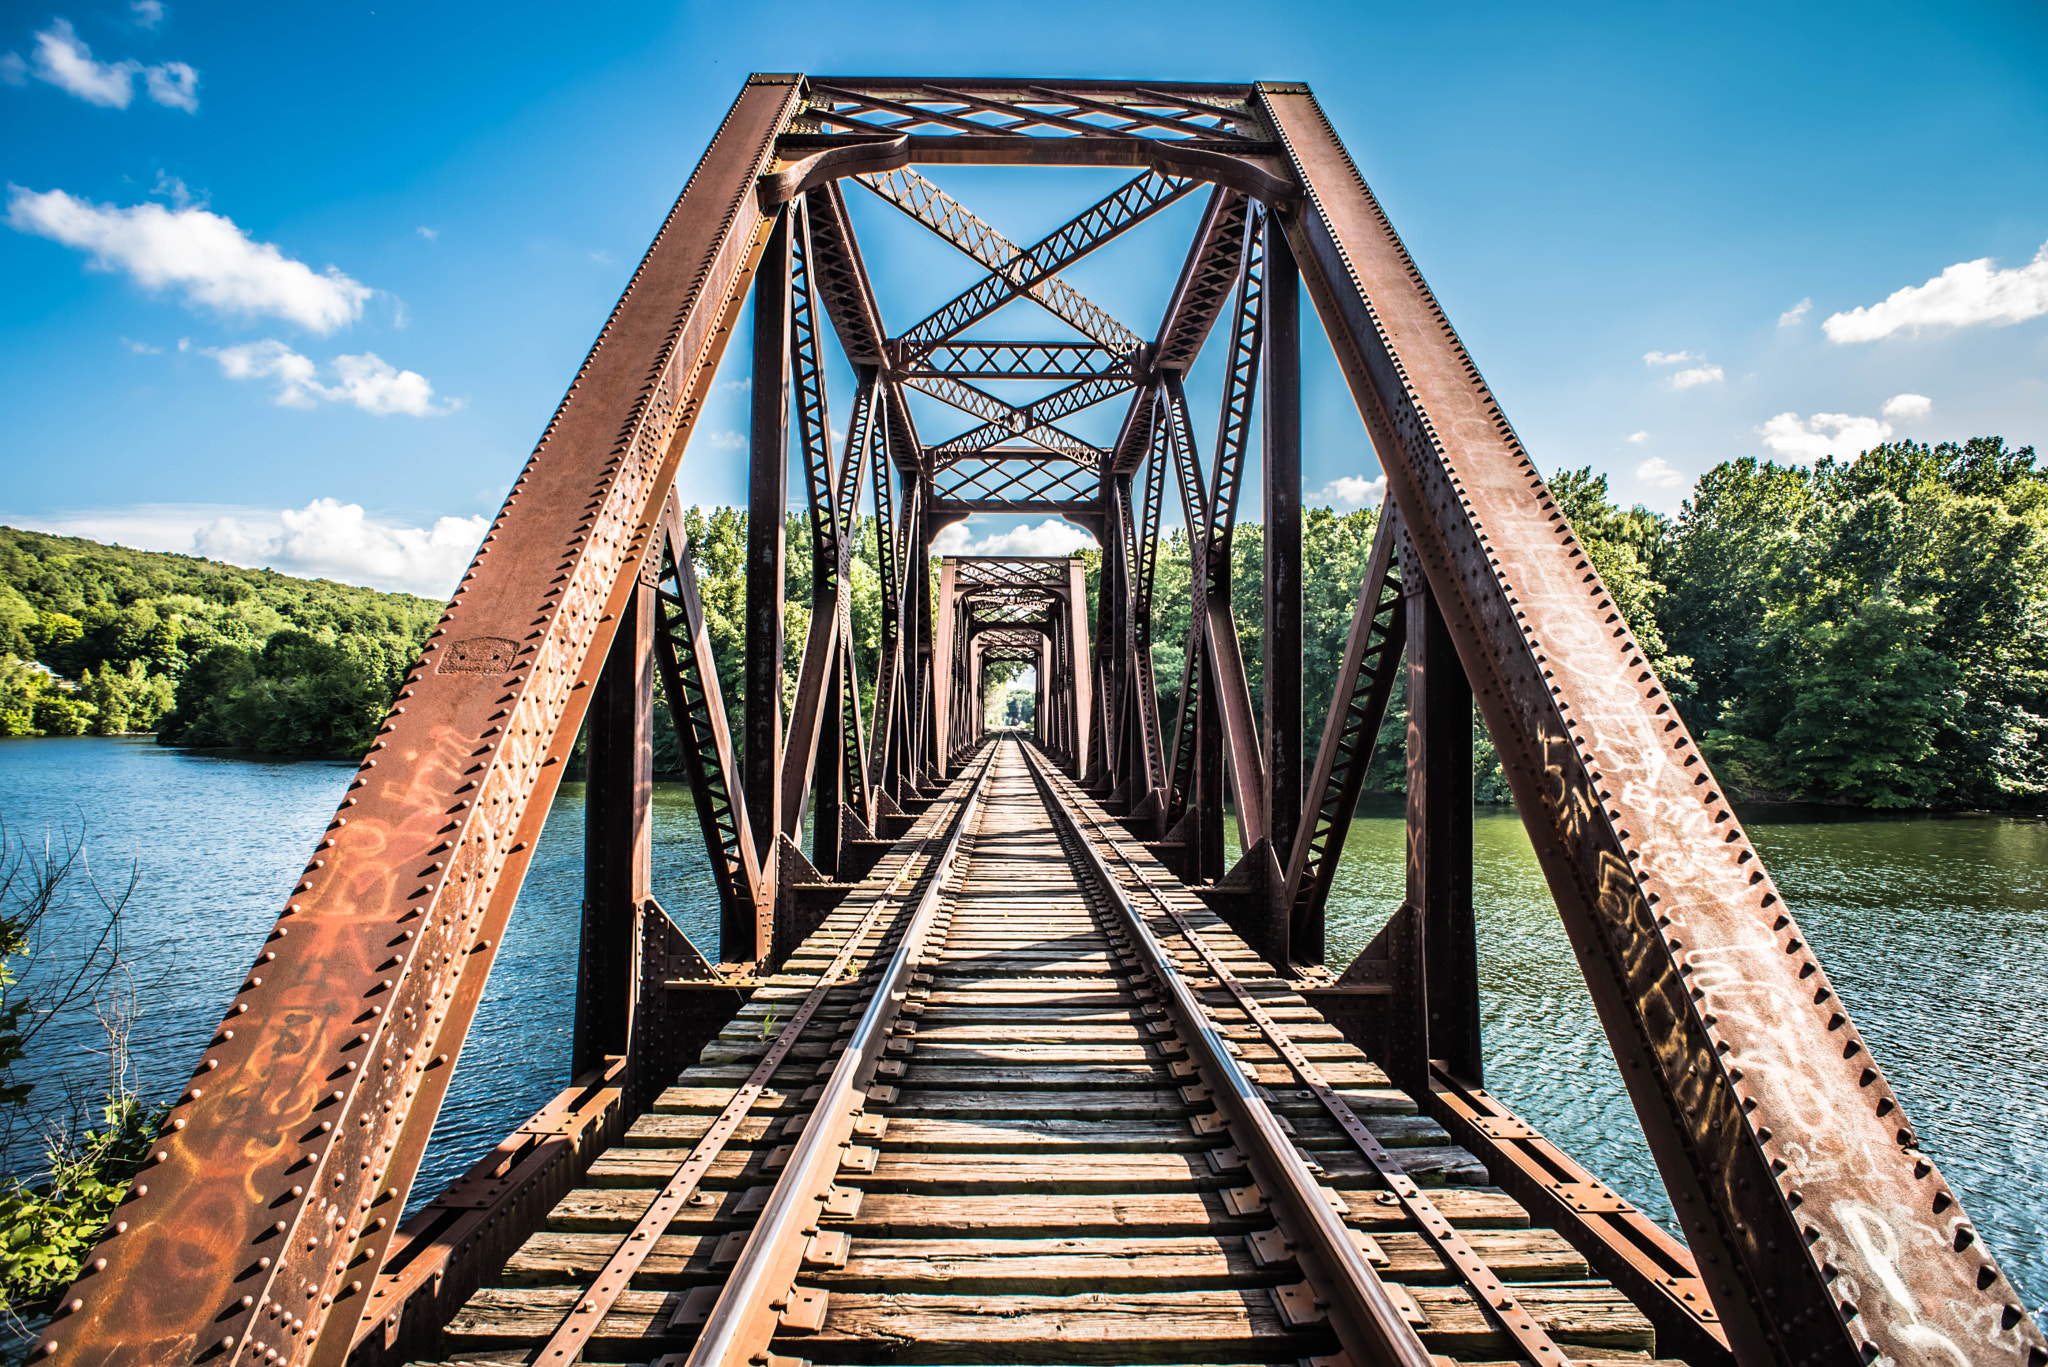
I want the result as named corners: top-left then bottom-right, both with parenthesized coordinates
top-left (28, 19), bottom-right (133, 106)
top-left (2, 499), bottom-right (488, 596)
top-left (1825, 240), bottom-right (2048, 342)
top-left (206, 339), bottom-right (323, 406)
top-left (416, 225), bottom-right (438, 241)
top-left (16, 19), bottom-right (196, 110)
top-left (326, 353), bottom-right (447, 416)
top-left (1643, 349), bottom-right (1700, 366)
top-left (119, 335), bottom-right (159, 354)
top-left (1757, 411), bottom-right (1894, 465)
top-left (931, 518), bottom-right (1097, 557)
top-left (1670, 364), bottom-right (1723, 389)
top-left (142, 60), bottom-right (195, 111)
top-left (190, 499), bottom-right (486, 597)
top-left (1635, 457), bottom-right (1684, 489)
top-left (1628, 431), bottom-right (1649, 444)
top-left (1309, 474), bottom-right (1385, 508)
top-left (1881, 393), bottom-right (1932, 420)
top-left (700, 429), bottom-right (746, 451)
top-left (131, 0), bottom-right (164, 28)
top-left (205, 339), bottom-right (453, 415)
top-left (7, 186), bottom-right (370, 331)
top-left (1779, 297), bottom-right (1813, 327)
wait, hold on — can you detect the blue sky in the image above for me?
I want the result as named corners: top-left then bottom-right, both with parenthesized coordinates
top-left (2, 0), bottom-right (2045, 595)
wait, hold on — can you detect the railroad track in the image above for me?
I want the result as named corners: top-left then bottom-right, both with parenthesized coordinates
top-left (435, 736), bottom-right (1677, 1366)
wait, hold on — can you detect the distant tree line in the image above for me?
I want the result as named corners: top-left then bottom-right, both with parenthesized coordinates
top-left (7, 435), bottom-right (2042, 806)
top-left (1082, 436), bottom-right (2048, 811)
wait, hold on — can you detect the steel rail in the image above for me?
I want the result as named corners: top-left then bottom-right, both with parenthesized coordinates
top-left (1028, 745), bottom-right (1576, 1367)
top-left (1015, 741), bottom-right (1435, 1367)
top-left (533, 744), bottom-right (993, 1364)
top-left (683, 741), bottom-right (999, 1367)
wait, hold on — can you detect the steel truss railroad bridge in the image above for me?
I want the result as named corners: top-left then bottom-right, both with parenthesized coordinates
top-left (41, 76), bottom-right (2040, 1367)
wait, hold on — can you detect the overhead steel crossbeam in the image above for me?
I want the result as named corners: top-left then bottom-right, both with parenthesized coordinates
top-left (806, 78), bottom-right (1272, 145)
top-left (895, 340), bottom-right (1133, 379)
top-left (907, 373), bottom-right (1107, 462)
top-left (43, 73), bottom-right (2041, 1367)
top-left (856, 168), bottom-right (1148, 350)
top-left (889, 168), bottom-right (1195, 346)
top-left (927, 375), bottom-right (1129, 463)
top-left (934, 453), bottom-right (1098, 511)
top-left (953, 557), bottom-right (1071, 589)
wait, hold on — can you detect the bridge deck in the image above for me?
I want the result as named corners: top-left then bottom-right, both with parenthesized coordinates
top-left (428, 740), bottom-right (1676, 1365)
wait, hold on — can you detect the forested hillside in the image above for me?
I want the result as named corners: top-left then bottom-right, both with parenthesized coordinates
top-left (0, 528), bottom-right (442, 755)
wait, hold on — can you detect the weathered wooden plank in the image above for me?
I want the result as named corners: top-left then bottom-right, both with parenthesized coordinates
top-left (440, 1284), bottom-right (1652, 1359)
top-left (542, 1187), bottom-right (1533, 1236)
top-left (501, 1228), bottom-right (1592, 1290)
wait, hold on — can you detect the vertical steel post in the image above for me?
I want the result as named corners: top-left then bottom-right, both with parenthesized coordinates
top-left (1066, 558), bottom-right (1093, 775)
top-left (744, 209), bottom-right (791, 906)
top-left (933, 560), bottom-right (959, 766)
top-left (574, 578), bottom-right (653, 1080)
top-left (812, 646), bottom-right (843, 876)
top-left (1197, 654), bottom-right (1226, 882)
top-left (1400, 535), bottom-right (1481, 1088)
top-left (1262, 218), bottom-right (1303, 871)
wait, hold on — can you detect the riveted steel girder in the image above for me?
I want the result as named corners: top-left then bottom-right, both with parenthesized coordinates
top-left (1256, 79), bottom-right (2042, 1367)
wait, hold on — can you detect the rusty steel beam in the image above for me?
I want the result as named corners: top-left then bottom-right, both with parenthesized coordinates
top-left (1258, 80), bottom-right (2044, 1366)
top-left (1281, 506), bottom-right (1405, 961)
top-left (744, 205), bottom-right (792, 903)
top-left (1398, 529), bottom-right (1481, 1091)
top-left (1261, 215), bottom-right (1303, 869)
top-left (894, 340), bottom-right (1131, 379)
top-left (1105, 187), bottom-right (1251, 476)
top-left (855, 167), bottom-right (1141, 350)
top-left (37, 73), bottom-right (804, 1367)
top-left (574, 577), bottom-right (655, 1079)
top-left (648, 496), bottom-right (764, 954)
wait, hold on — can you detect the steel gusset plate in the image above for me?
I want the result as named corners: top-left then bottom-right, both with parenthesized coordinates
top-left (1256, 81), bottom-right (2045, 1366)
top-left (36, 74), bottom-right (807, 1367)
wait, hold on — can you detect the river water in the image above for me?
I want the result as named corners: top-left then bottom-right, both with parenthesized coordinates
top-left (2, 737), bottom-right (2043, 1322)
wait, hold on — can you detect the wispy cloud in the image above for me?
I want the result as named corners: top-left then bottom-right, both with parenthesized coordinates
top-left (9, 18), bottom-right (197, 110)
top-left (4, 499), bottom-right (486, 597)
top-left (1670, 364), bottom-right (1723, 389)
top-left (1309, 474), bottom-right (1385, 508)
top-left (1757, 411), bottom-right (1893, 465)
top-left (119, 335), bottom-right (159, 354)
top-left (204, 339), bottom-right (454, 416)
top-left (142, 60), bottom-right (195, 111)
top-left (1881, 393), bottom-right (1932, 420)
top-left (1635, 457), bottom-right (1684, 489)
top-left (1778, 297), bottom-right (1812, 327)
top-left (131, 0), bottom-right (165, 27)
top-left (699, 429), bottom-right (746, 451)
top-left (1825, 241), bottom-right (2048, 342)
top-left (1643, 349), bottom-right (1701, 366)
top-left (416, 225), bottom-right (437, 241)
top-left (932, 518), bottom-right (1096, 557)
top-left (7, 186), bottom-right (371, 332)
top-left (1628, 431), bottom-right (1649, 444)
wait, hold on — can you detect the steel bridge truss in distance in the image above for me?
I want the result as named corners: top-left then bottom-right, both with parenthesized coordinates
top-left (40, 74), bottom-right (2045, 1367)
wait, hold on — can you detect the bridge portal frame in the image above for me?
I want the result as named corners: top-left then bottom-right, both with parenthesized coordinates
top-left (38, 73), bottom-right (2042, 1367)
